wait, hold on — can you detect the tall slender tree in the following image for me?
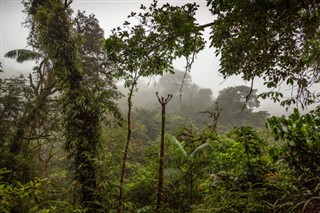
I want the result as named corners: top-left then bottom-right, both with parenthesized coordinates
top-left (156, 92), bottom-right (172, 212)
top-left (104, 3), bottom-right (204, 212)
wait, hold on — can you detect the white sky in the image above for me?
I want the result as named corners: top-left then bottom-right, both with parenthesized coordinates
top-left (1, 0), bottom-right (315, 115)
top-left (0, 0), bottom-right (243, 88)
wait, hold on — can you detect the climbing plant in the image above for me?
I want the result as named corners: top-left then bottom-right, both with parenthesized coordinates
top-left (23, 0), bottom-right (113, 211)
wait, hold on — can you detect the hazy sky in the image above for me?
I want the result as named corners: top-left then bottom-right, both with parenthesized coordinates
top-left (0, 0), bottom-right (233, 89)
top-left (1, 0), bottom-right (313, 115)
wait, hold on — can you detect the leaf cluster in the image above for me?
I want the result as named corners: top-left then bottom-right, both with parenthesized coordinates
top-left (207, 0), bottom-right (320, 107)
top-left (104, 1), bottom-right (205, 87)
top-left (268, 108), bottom-right (320, 180)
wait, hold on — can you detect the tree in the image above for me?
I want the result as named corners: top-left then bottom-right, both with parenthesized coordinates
top-left (157, 70), bottom-right (196, 113)
top-left (104, 3), bottom-right (204, 211)
top-left (73, 11), bottom-right (119, 101)
top-left (194, 88), bottom-right (213, 111)
top-left (4, 49), bottom-right (42, 63)
top-left (218, 86), bottom-right (260, 110)
top-left (207, 0), bottom-right (320, 107)
top-left (105, 19), bottom-right (146, 213)
top-left (155, 93), bottom-right (172, 213)
top-left (217, 86), bottom-right (268, 129)
top-left (2, 9), bottom-right (119, 189)
top-left (3, 49), bottom-right (58, 183)
top-left (157, 70), bottom-right (193, 96)
top-left (117, 1), bottom-right (320, 108)
top-left (3, 47), bottom-right (59, 184)
top-left (155, 70), bottom-right (215, 120)
top-left (0, 75), bottom-right (36, 183)
top-left (24, 0), bottom-right (113, 211)
top-left (134, 108), bottom-right (160, 140)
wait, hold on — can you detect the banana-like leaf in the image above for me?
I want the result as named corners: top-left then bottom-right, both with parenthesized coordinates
top-left (164, 167), bottom-right (184, 177)
top-left (165, 134), bottom-right (188, 159)
top-left (189, 143), bottom-right (211, 160)
top-left (5, 49), bottom-right (41, 63)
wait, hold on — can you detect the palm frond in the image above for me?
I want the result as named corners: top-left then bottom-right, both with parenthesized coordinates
top-left (189, 143), bottom-right (211, 160)
top-left (165, 134), bottom-right (188, 159)
top-left (164, 167), bottom-right (184, 177)
top-left (5, 49), bottom-right (41, 63)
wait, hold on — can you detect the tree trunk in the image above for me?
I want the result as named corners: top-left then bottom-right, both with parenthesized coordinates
top-left (156, 93), bottom-right (172, 213)
top-left (118, 82), bottom-right (135, 213)
top-left (156, 104), bottom-right (166, 213)
top-left (29, 1), bottom-right (100, 211)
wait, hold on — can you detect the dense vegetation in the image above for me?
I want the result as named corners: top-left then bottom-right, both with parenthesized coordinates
top-left (1, 0), bottom-right (320, 212)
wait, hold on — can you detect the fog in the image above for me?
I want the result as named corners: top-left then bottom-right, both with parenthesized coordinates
top-left (1, 0), bottom-right (317, 116)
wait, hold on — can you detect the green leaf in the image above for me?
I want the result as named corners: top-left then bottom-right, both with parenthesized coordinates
top-left (165, 134), bottom-right (187, 159)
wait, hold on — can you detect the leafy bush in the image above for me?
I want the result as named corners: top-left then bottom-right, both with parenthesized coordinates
top-left (268, 108), bottom-right (320, 183)
top-left (0, 168), bottom-right (84, 213)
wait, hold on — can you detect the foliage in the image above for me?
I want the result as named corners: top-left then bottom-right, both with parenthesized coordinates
top-left (125, 163), bottom-right (157, 212)
top-left (0, 74), bottom-right (38, 183)
top-left (217, 86), bottom-right (269, 129)
top-left (0, 76), bottom-right (33, 145)
top-left (104, 2), bottom-right (205, 86)
top-left (0, 175), bottom-right (48, 212)
top-left (157, 70), bottom-right (213, 117)
top-left (3, 1), bottom-right (120, 212)
top-left (165, 134), bottom-right (211, 211)
top-left (194, 127), bottom-right (281, 213)
top-left (103, 2), bottom-right (205, 210)
top-left (3, 1), bottom-right (320, 212)
top-left (0, 169), bottom-right (84, 213)
top-left (3, 45), bottom-right (64, 184)
top-left (207, 0), bottom-right (320, 107)
top-left (73, 11), bottom-right (120, 102)
top-left (24, 0), bottom-right (113, 211)
top-left (268, 108), bottom-right (320, 182)
top-left (119, 75), bottom-right (268, 133)
top-left (227, 127), bottom-right (271, 185)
